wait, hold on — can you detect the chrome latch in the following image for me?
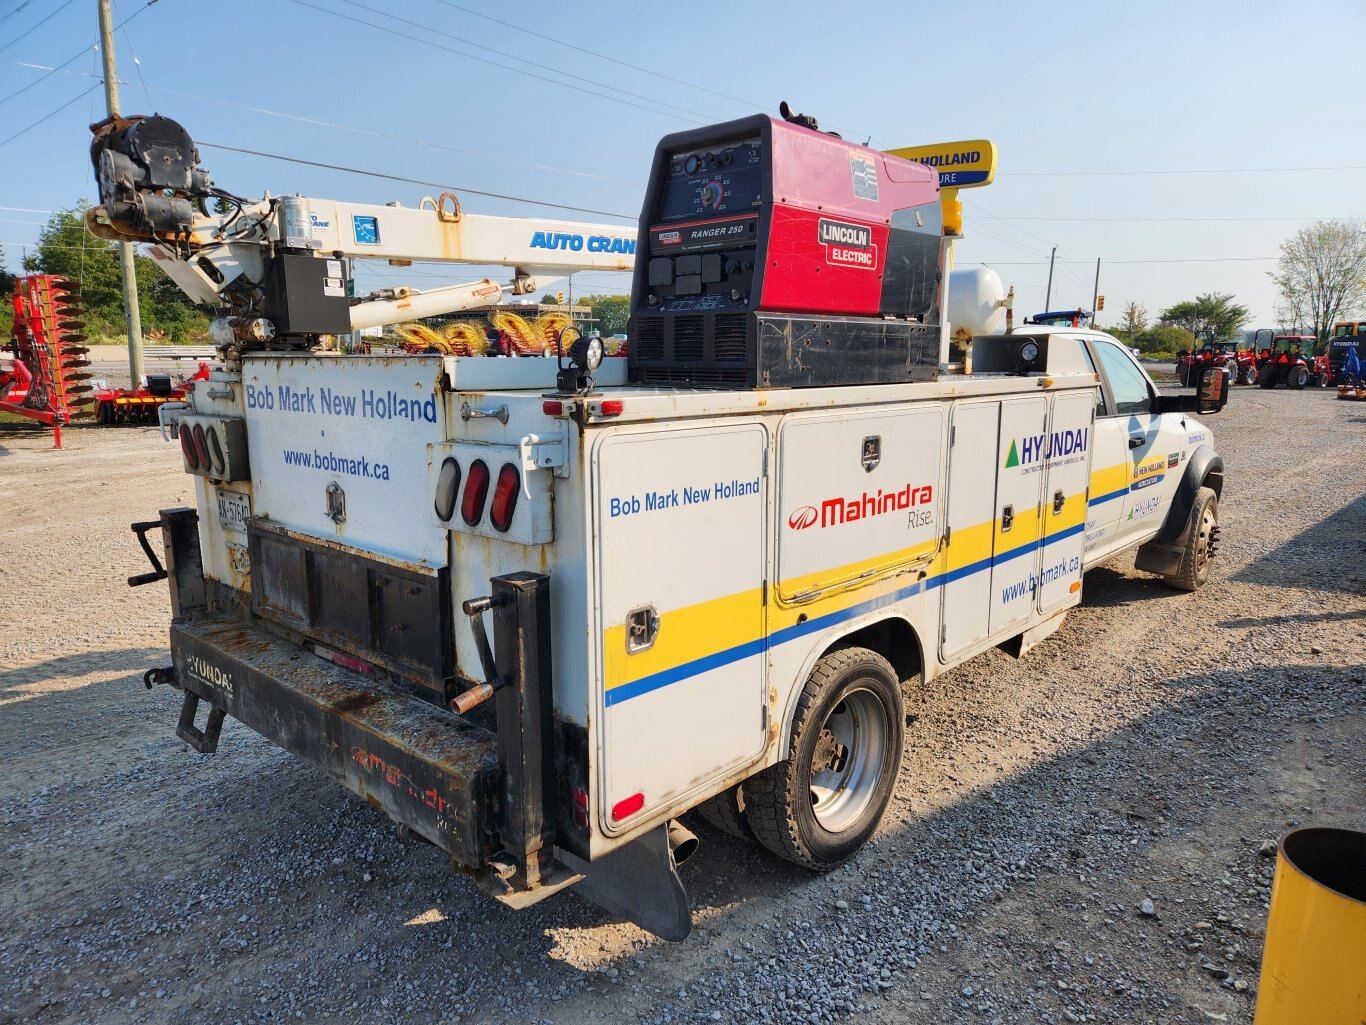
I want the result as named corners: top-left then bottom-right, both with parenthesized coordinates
top-left (325, 481), bottom-right (346, 524)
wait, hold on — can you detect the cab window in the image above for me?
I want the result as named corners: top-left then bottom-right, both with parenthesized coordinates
top-left (1073, 337), bottom-right (1108, 416)
top-left (1094, 340), bottom-right (1152, 416)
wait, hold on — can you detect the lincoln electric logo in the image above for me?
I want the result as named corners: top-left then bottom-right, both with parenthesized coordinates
top-left (789, 482), bottom-right (934, 530)
top-left (818, 218), bottom-right (871, 248)
top-left (819, 217), bottom-right (876, 269)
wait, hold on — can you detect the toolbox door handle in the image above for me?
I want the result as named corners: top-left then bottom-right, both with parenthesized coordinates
top-left (1000, 504), bottom-right (1014, 532)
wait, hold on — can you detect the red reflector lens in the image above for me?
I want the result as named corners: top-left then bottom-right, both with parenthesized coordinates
top-left (599, 399), bottom-right (624, 416)
top-left (461, 459), bottom-right (490, 526)
top-left (572, 787), bottom-right (589, 810)
top-left (191, 424), bottom-right (210, 470)
top-left (542, 400), bottom-right (563, 415)
top-left (489, 463), bottom-right (520, 532)
top-left (180, 427), bottom-right (199, 470)
top-left (611, 792), bottom-right (644, 821)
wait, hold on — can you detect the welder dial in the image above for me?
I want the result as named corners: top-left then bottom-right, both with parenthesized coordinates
top-left (699, 180), bottom-right (724, 210)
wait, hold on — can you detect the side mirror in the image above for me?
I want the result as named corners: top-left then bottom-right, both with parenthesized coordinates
top-left (1154, 363), bottom-right (1229, 416)
top-left (1196, 363), bottom-right (1228, 414)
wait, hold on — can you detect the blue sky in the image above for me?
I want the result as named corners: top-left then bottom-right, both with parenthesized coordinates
top-left (1, 0), bottom-right (1362, 326)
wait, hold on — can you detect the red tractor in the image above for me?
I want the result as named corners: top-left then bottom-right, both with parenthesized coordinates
top-left (1175, 341), bottom-right (1241, 386)
top-left (1256, 334), bottom-right (1331, 390)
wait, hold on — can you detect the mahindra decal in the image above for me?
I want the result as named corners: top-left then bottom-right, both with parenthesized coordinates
top-left (788, 482), bottom-right (933, 530)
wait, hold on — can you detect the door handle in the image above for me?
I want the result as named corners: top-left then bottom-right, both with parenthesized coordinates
top-left (1128, 435), bottom-right (1145, 449)
top-left (1001, 504), bottom-right (1014, 531)
top-left (1052, 489), bottom-right (1065, 515)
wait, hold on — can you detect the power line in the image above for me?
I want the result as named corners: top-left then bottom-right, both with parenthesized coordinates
top-left (0, 0), bottom-right (78, 56)
top-left (286, 0), bottom-right (706, 126)
top-left (110, 0), bottom-right (152, 108)
top-left (986, 256), bottom-right (1279, 266)
top-left (337, 0), bottom-right (719, 124)
top-left (153, 84), bottom-right (645, 186)
top-left (198, 140), bottom-right (638, 220)
top-left (425, 0), bottom-right (874, 141)
top-left (975, 214), bottom-right (1356, 223)
top-left (1001, 164), bottom-right (1366, 177)
top-left (1, 0), bottom-right (155, 106)
top-left (0, 82), bottom-right (101, 149)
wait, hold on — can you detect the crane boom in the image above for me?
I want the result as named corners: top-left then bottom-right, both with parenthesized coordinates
top-left (88, 114), bottom-right (637, 348)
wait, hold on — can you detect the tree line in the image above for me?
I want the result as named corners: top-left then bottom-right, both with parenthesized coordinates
top-left (1102, 219), bottom-right (1364, 353)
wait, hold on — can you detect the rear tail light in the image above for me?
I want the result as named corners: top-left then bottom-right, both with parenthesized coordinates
top-left (180, 426), bottom-right (199, 470)
top-left (206, 427), bottom-right (225, 476)
top-left (461, 459), bottom-right (490, 525)
top-left (191, 424), bottom-right (210, 470)
top-left (434, 457), bottom-right (461, 521)
top-left (489, 463), bottom-right (520, 532)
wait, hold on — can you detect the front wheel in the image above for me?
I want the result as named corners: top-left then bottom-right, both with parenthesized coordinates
top-left (1240, 363), bottom-right (1257, 385)
top-left (1164, 486), bottom-right (1219, 592)
top-left (1289, 366), bottom-right (1309, 389)
top-left (744, 647), bottom-right (904, 870)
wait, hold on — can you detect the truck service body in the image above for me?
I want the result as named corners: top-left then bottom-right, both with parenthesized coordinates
top-left (96, 109), bottom-right (1227, 939)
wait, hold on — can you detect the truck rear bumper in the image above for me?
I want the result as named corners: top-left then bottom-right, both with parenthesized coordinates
top-left (169, 615), bottom-right (501, 869)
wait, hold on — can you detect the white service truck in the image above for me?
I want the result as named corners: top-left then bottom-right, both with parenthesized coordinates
top-left (97, 109), bottom-right (1227, 940)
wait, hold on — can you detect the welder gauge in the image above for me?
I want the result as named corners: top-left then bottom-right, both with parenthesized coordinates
top-left (700, 180), bottom-right (724, 210)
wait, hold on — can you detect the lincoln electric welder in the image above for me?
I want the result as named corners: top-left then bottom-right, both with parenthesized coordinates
top-left (629, 106), bottom-right (944, 389)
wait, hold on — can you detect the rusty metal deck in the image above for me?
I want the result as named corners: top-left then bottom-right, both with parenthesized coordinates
top-left (170, 615), bottom-right (500, 868)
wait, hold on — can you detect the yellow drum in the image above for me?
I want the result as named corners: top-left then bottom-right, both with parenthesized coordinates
top-left (1254, 827), bottom-right (1366, 1024)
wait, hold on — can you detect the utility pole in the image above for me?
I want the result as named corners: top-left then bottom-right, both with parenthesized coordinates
top-left (98, 0), bottom-right (144, 385)
top-left (1091, 258), bottom-right (1101, 325)
top-left (1044, 246), bottom-right (1057, 310)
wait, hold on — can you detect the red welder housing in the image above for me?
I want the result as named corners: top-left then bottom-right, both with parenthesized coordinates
top-left (629, 114), bottom-right (945, 390)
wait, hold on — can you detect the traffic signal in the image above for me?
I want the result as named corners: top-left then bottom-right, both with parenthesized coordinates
top-left (1097, 295), bottom-right (1105, 311)
top-left (556, 290), bottom-right (564, 305)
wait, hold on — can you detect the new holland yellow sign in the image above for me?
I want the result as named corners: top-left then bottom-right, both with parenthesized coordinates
top-left (887, 140), bottom-right (997, 189)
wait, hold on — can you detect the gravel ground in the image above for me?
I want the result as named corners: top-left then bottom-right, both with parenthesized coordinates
top-left (1, 384), bottom-right (1362, 1025)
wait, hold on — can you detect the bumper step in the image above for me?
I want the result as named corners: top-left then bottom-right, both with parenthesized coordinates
top-left (169, 616), bottom-right (500, 869)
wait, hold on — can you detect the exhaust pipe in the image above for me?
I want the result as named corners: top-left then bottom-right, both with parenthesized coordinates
top-left (667, 820), bottom-right (699, 867)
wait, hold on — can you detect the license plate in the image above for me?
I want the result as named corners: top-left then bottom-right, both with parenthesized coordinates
top-left (216, 490), bottom-right (251, 533)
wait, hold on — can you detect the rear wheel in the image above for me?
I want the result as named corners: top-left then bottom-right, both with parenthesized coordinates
top-left (1258, 365), bottom-right (1278, 388)
top-left (1164, 486), bottom-right (1219, 592)
top-left (695, 785), bottom-right (755, 843)
top-left (744, 647), bottom-right (904, 870)
top-left (1238, 362), bottom-right (1256, 385)
top-left (1289, 366), bottom-right (1309, 389)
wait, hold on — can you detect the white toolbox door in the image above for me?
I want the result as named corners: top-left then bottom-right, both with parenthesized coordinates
top-left (1037, 390), bottom-right (1094, 614)
top-left (940, 401), bottom-right (1001, 660)
top-left (989, 396), bottom-right (1049, 636)
top-left (593, 424), bottom-right (768, 830)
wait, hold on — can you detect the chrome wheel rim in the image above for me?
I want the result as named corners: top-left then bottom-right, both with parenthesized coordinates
top-left (808, 687), bottom-right (888, 833)
top-left (1194, 506), bottom-right (1217, 577)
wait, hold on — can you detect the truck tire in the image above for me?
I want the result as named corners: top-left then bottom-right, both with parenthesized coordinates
top-left (743, 646), bottom-right (904, 871)
top-left (1238, 363), bottom-right (1256, 385)
top-left (1163, 486), bottom-right (1219, 592)
top-left (1258, 365), bottom-right (1278, 389)
top-left (695, 785), bottom-right (755, 843)
top-left (1289, 366), bottom-right (1309, 389)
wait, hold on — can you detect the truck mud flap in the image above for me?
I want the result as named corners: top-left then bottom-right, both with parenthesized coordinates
top-left (169, 616), bottom-right (500, 870)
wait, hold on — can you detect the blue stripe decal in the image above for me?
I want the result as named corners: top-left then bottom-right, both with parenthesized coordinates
top-left (606, 518), bottom-right (1089, 707)
top-left (1088, 486), bottom-right (1128, 507)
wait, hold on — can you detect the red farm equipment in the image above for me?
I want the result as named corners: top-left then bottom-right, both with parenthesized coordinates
top-left (1, 275), bottom-right (94, 446)
top-left (1256, 334), bottom-right (1331, 390)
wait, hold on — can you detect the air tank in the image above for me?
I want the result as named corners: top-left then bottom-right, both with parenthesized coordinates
top-left (948, 266), bottom-right (1007, 336)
